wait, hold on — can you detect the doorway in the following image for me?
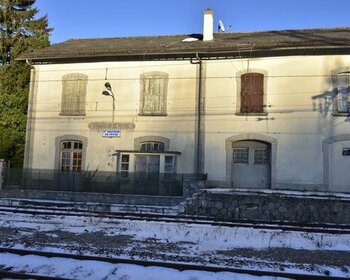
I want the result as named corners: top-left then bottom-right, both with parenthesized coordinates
top-left (231, 140), bottom-right (271, 188)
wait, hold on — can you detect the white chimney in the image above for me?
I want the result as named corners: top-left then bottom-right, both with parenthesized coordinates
top-left (203, 8), bottom-right (213, 41)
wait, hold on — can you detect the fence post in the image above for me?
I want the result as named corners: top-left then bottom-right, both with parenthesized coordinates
top-left (0, 159), bottom-right (4, 190)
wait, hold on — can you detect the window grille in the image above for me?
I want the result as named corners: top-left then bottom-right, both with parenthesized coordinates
top-left (254, 148), bottom-right (270, 164)
top-left (232, 148), bottom-right (249, 164)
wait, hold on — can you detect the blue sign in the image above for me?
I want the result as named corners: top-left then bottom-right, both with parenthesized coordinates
top-left (102, 129), bottom-right (121, 138)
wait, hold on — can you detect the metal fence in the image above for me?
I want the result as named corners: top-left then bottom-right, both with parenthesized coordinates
top-left (1, 168), bottom-right (204, 197)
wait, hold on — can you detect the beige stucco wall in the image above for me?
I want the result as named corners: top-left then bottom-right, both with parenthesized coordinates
top-left (28, 60), bottom-right (198, 173)
top-left (203, 55), bottom-right (350, 191)
top-left (26, 54), bottom-right (350, 192)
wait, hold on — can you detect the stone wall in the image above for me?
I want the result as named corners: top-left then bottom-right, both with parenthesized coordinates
top-left (181, 189), bottom-right (350, 225)
top-left (0, 189), bottom-right (184, 206)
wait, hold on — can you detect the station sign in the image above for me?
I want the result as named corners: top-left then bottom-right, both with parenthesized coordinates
top-left (102, 129), bottom-right (121, 138)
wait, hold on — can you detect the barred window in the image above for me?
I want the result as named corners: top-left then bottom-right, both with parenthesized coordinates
top-left (140, 72), bottom-right (168, 115)
top-left (240, 73), bottom-right (264, 113)
top-left (60, 73), bottom-right (88, 116)
top-left (254, 148), bottom-right (270, 165)
top-left (232, 148), bottom-right (249, 164)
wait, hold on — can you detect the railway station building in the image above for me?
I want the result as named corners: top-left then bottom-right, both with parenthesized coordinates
top-left (18, 9), bottom-right (350, 195)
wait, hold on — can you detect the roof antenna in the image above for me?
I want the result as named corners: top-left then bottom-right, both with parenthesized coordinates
top-left (218, 20), bottom-right (231, 32)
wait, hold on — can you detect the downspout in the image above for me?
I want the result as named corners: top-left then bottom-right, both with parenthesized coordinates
top-left (190, 53), bottom-right (203, 177)
top-left (23, 59), bottom-right (35, 170)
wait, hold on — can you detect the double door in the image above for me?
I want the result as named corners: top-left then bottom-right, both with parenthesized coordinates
top-left (231, 140), bottom-right (271, 189)
top-left (134, 155), bottom-right (160, 194)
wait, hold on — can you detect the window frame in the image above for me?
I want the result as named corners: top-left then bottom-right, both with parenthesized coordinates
top-left (235, 70), bottom-right (268, 116)
top-left (60, 140), bottom-right (83, 172)
top-left (334, 73), bottom-right (350, 114)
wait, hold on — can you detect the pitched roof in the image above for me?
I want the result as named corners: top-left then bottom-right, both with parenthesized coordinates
top-left (19, 27), bottom-right (350, 62)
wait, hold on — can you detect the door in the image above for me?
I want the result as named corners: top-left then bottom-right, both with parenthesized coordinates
top-left (231, 140), bottom-right (271, 189)
top-left (329, 141), bottom-right (350, 192)
top-left (58, 140), bottom-right (83, 191)
top-left (135, 155), bottom-right (160, 194)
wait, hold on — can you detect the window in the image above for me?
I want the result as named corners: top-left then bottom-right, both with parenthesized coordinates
top-left (240, 73), bottom-right (264, 113)
top-left (336, 73), bottom-right (350, 113)
top-left (120, 154), bottom-right (130, 178)
top-left (254, 148), bottom-right (270, 165)
top-left (164, 155), bottom-right (176, 173)
top-left (232, 148), bottom-right (249, 164)
top-left (60, 73), bottom-right (88, 116)
top-left (140, 72), bottom-right (168, 115)
top-left (60, 140), bottom-right (83, 172)
top-left (140, 141), bottom-right (165, 152)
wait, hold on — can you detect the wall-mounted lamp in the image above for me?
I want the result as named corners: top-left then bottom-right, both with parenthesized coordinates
top-left (101, 82), bottom-right (115, 123)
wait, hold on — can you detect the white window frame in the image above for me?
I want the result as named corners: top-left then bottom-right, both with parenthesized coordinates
top-left (336, 73), bottom-right (350, 113)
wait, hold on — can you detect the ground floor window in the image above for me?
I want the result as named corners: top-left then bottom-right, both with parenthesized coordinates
top-left (118, 153), bottom-right (177, 175)
top-left (60, 140), bottom-right (83, 172)
top-left (120, 154), bottom-right (130, 178)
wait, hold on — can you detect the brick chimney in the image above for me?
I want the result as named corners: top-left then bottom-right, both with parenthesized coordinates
top-left (203, 8), bottom-right (213, 41)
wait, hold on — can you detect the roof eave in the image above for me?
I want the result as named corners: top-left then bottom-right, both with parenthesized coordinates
top-left (16, 46), bottom-right (350, 64)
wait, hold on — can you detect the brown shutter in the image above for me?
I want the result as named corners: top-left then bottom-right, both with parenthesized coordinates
top-left (240, 73), bottom-right (264, 113)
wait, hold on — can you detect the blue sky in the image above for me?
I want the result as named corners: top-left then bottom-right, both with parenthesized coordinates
top-left (35, 0), bottom-right (350, 44)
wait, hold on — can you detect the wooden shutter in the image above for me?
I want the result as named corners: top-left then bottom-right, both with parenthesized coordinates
top-left (240, 73), bottom-right (264, 113)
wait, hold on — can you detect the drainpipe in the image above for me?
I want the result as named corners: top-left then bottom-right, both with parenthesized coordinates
top-left (23, 59), bottom-right (35, 171)
top-left (191, 53), bottom-right (203, 177)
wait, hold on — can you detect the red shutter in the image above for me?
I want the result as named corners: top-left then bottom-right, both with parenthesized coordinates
top-left (240, 73), bottom-right (264, 113)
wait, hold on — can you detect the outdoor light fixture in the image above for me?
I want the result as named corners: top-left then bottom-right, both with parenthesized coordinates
top-left (101, 82), bottom-right (115, 123)
top-left (104, 82), bottom-right (112, 91)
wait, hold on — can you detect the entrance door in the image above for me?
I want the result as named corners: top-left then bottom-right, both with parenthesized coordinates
top-left (231, 140), bottom-right (271, 188)
top-left (135, 155), bottom-right (160, 194)
top-left (329, 141), bottom-right (350, 192)
top-left (58, 140), bottom-right (83, 191)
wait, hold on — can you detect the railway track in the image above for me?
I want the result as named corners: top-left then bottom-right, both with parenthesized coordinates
top-left (0, 203), bottom-right (349, 234)
top-left (0, 247), bottom-right (347, 280)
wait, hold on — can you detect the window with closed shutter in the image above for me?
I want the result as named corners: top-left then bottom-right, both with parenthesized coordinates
top-left (140, 72), bottom-right (168, 115)
top-left (60, 73), bottom-right (88, 116)
top-left (240, 73), bottom-right (264, 113)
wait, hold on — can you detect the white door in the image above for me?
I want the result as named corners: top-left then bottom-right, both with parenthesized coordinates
top-left (231, 140), bottom-right (271, 189)
top-left (329, 141), bottom-right (350, 192)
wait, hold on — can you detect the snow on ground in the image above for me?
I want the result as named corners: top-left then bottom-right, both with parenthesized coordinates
top-left (0, 210), bottom-right (349, 278)
top-left (0, 253), bottom-right (289, 280)
top-left (0, 210), bottom-right (348, 252)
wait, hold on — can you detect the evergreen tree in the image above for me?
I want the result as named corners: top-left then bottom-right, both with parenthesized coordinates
top-left (0, 0), bottom-right (51, 166)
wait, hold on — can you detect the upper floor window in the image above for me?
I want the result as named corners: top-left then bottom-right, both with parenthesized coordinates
top-left (140, 72), bottom-right (168, 116)
top-left (336, 73), bottom-right (350, 113)
top-left (60, 73), bottom-right (88, 116)
top-left (240, 73), bottom-right (264, 113)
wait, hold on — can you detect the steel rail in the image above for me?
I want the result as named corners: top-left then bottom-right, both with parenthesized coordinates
top-left (0, 269), bottom-right (69, 279)
top-left (0, 247), bottom-right (347, 280)
top-left (0, 204), bottom-right (349, 234)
